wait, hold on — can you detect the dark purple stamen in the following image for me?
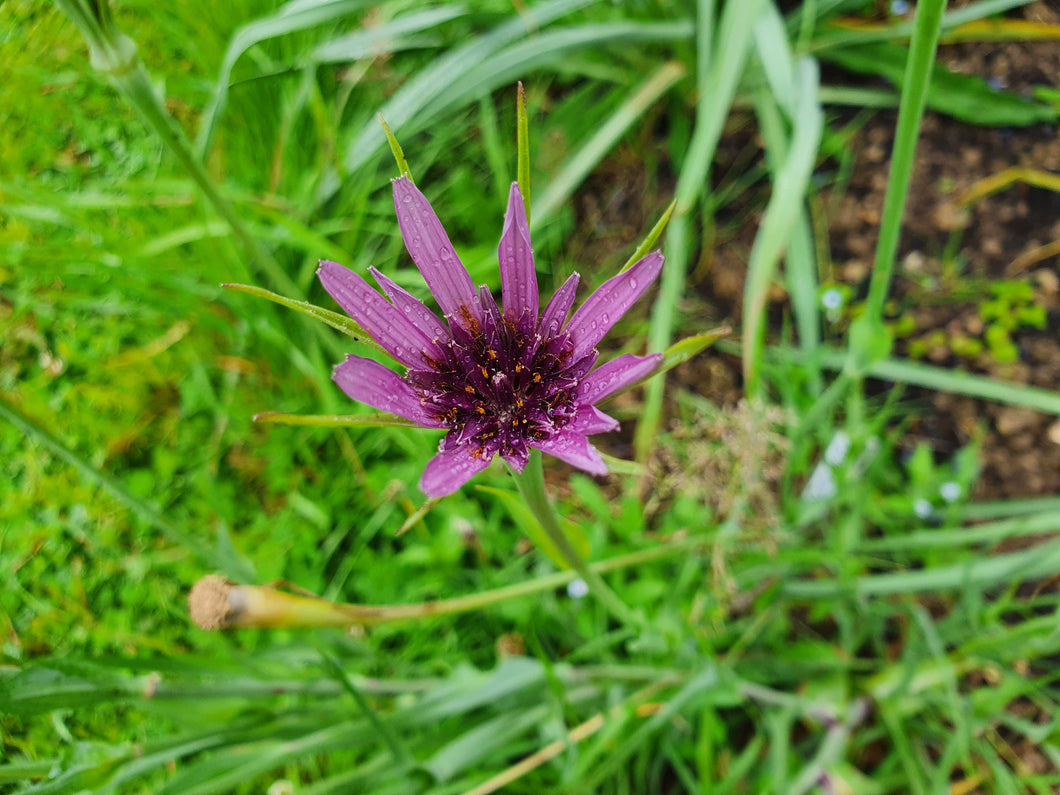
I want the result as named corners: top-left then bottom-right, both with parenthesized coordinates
top-left (408, 303), bottom-right (597, 464)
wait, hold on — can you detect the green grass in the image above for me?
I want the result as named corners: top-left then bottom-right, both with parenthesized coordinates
top-left (4, 0), bottom-right (1060, 792)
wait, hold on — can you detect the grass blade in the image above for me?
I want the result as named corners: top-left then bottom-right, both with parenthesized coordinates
top-left (637, 0), bottom-right (766, 459)
top-left (531, 60), bottom-right (686, 225)
top-left (860, 0), bottom-right (945, 328)
top-left (196, 0), bottom-right (375, 156)
top-left (222, 283), bottom-right (388, 358)
top-left (253, 411), bottom-right (419, 428)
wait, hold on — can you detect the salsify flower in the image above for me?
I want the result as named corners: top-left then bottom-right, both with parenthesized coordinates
top-left (318, 177), bottom-right (663, 497)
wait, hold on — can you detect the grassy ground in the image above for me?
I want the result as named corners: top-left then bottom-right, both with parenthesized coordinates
top-left (4, 0), bottom-right (1060, 792)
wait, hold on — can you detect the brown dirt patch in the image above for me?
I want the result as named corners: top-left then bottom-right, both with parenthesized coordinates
top-left (685, 2), bottom-right (1060, 501)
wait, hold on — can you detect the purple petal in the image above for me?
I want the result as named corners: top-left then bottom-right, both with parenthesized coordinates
top-left (332, 355), bottom-right (441, 427)
top-left (531, 430), bottom-right (607, 476)
top-left (578, 353), bottom-right (663, 404)
top-left (566, 251), bottom-right (664, 361)
top-left (501, 447), bottom-right (530, 473)
top-left (318, 260), bottom-right (441, 367)
top-left (420, 446), bottom-right (492, 496)
top-left (568, 404), bottom-right (619, 435)
top-left (392, 177), bottom-right (482, 328)
top-left (538, 272), bottom-right (580, 339)
top-left (498, 182), bottom-right (538, 322)
top-left (368, 266), bottom-right (451, 346)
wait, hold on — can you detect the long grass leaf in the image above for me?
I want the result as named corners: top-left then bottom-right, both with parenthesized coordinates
top-left (820, 42), bottom-right (1056, 126)
top-left (765, 345), bottom-right (1060, 414)
top-left (532, 60), bottom-right (686, 225)
top-left (196, 0), bottom-right (375, 156)
top-left (341, 0), bottom-right (595, 180)
top-left (743, 58), bottom-right (823, 396)
top-left (857, 511), bottom-right (1060, 552)
top-left (637, 0), bottom-right (765, 459)
top-left (222, 283), bottom-right (389, 357)
top-left (860, 0), bottom-right (945, 326)
top-left (310, 6), bottom-right (466, 63)
top-left (782, 539), bottom-right (1060, 598)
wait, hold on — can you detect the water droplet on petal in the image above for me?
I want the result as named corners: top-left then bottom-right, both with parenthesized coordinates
top-left (629, 278), bottom-right (638, 289)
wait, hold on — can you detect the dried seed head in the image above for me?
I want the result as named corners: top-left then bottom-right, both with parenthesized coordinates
top-left (188, 575), bottom-right (236, 630)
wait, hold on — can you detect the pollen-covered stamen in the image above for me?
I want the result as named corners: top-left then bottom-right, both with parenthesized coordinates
top-left (414, 298), bottom-right (592, 461)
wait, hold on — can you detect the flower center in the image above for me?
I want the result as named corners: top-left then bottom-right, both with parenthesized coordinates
top-left (408, 307), bottom-right (592, 461)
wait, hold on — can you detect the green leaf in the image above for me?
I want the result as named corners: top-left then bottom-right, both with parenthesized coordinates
top-left (600, 452), bottom-right (644, 476)
top-left (477, 486), bottom-right (590, 570)
top-left (423, 706), bottom-right (549, 782)
top-left (253, 411), bottom-right (420, 428)
top-left (379, 114), bottom-right (412, 180)
top-left (820, 41), bottom-right (1057, 127)
top-left (743, 57), bottom-right (823, 397)
top-left (628, 328), bottom-right (730, 393)
top-left (516, 81), bottom-right (530, 221)
top-left (620, 198), bottom-right (677, 272)
top-left (845, 315), bottom-right (894, 375)
top-left (222, 283), bottom-right (389, 358)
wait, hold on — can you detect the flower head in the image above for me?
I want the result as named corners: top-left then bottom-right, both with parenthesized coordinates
top-left (318, 177), bottom-right (663, 496)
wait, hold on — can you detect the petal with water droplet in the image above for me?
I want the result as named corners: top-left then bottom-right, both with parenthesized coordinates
top-left (318, 260), bottom-right (441, 366)
top-left (498, 182), bottom-right (539, 322)
top-left (578, 353), bottom-right (663, 404)
top-left (369, 265), bottom-right (451, 346)
top-left (538, 272), bottom-right (579, 338)
top-left (392, 177), bottom-right (482, 328)
top-left (420, 446), bottom-right (493, 496)
top-left (530, 430), bottom-right (607, 476)
top-left (568, 404), bottom-right (619, 435)
top-left (565, 252), bottom-right (663, 360)
top-left (332, 355), bottom-right (441, 427)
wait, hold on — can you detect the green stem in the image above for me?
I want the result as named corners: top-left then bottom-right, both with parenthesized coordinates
top-left (360, 537), bottom-right (689, 624)
top-left (52, 0), bottom-right (296, 297)
top-left (205, 538), bottom-right (697, 630)
top-left (509, 451), bottom-right (640, 626)
top-left (516, 81), bottom-right (531, 221)
top-left (862, 0), bottom-right (945, 325)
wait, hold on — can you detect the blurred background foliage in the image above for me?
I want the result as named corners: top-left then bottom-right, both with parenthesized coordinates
top-left (4, 0), bottom-right (1060, 792)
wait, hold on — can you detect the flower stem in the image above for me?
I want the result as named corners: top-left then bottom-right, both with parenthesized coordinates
top-left (190, 539), bottom-right (693, 631)
top-left (510, 450), bottom-right (640, 626)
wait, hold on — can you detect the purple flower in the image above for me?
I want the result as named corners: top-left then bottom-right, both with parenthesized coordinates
top-left (318, 177), bottom-right (663, 497)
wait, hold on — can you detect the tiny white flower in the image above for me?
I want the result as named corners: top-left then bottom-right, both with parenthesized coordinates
top-left (821, 288), bottom-right (844, 312)
top-left (913, 498), bottom-right (933, 519)
top-left (803, 463), bottom-right (837, 501)
top-left (939, 482), bottom-right (961, 503)
top-left (567, 578), bottom-right (589, 599)
top-left (824, 431), bottom-right (851, 467)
